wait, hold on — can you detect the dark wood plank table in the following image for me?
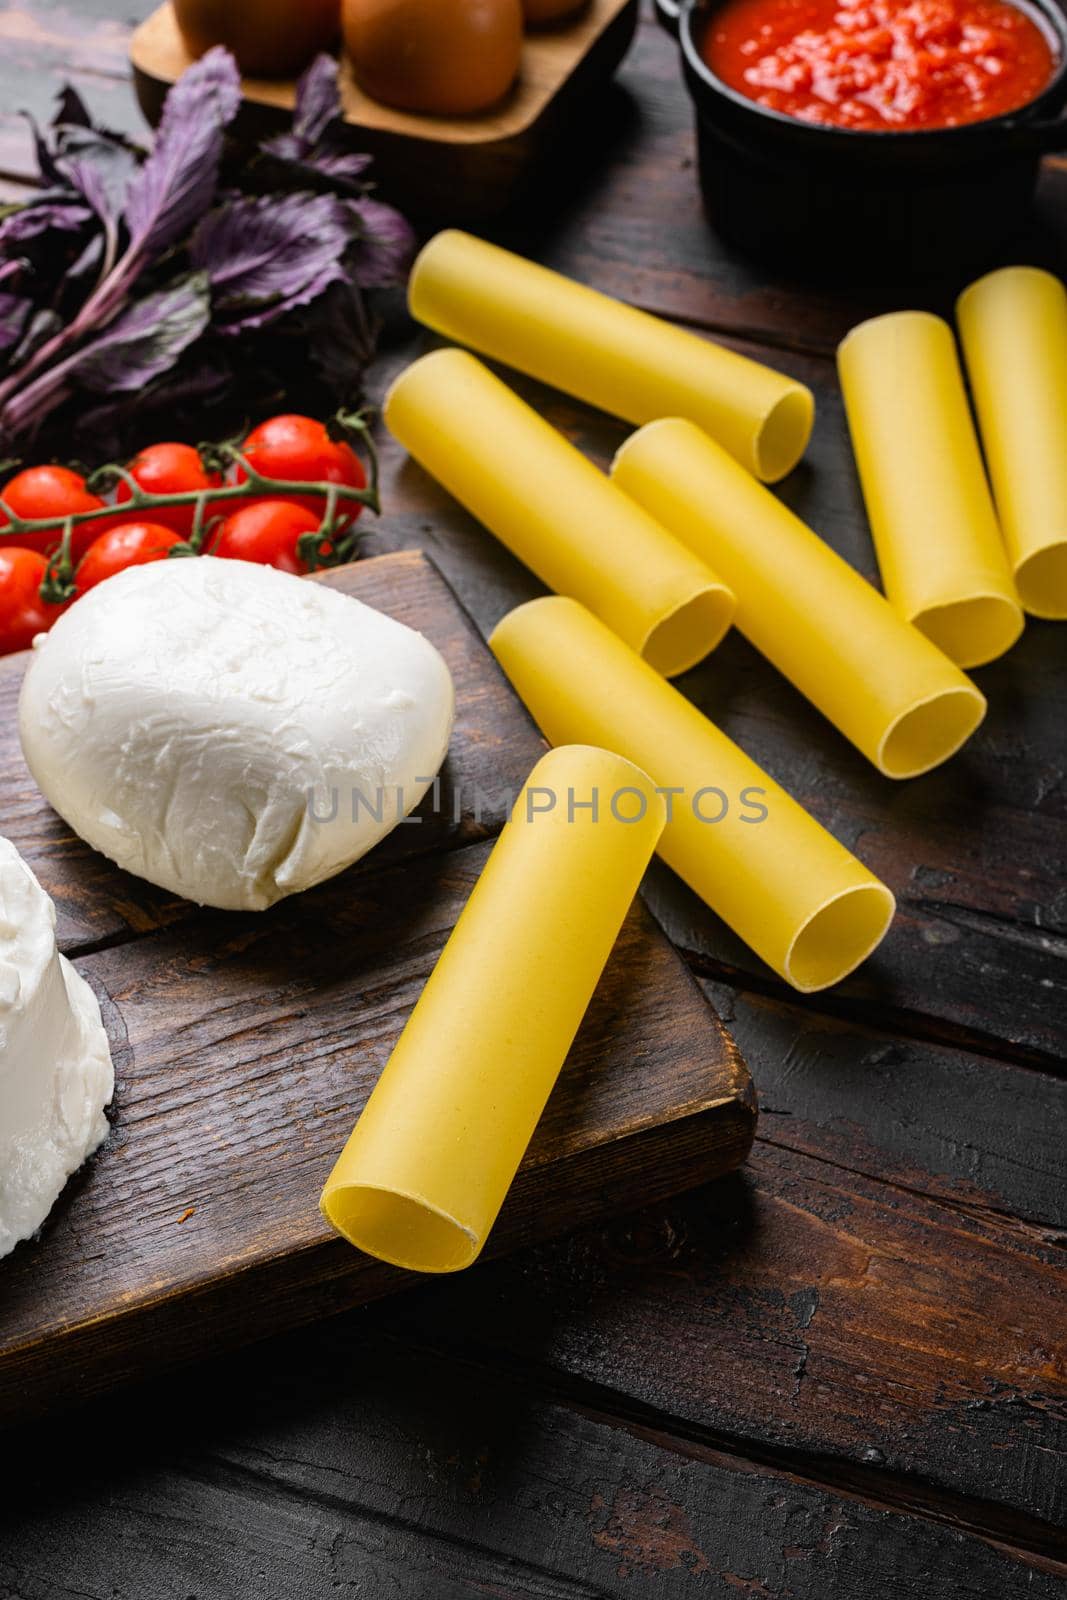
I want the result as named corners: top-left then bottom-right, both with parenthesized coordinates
top-left (1, 5), bottom-right (1064, 1596)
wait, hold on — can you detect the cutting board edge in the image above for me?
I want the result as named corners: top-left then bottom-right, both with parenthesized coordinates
top-left (0, 1087), bottom-right (755, 1425)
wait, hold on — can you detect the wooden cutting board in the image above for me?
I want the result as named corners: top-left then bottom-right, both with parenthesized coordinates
top-left (130, 0), bottom-right (640, 218)
top-left (0, 551), bottom-right (755, 1422)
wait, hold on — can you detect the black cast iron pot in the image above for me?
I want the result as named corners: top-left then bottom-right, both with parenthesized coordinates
top-left (657, 0), bottom-right (1067, 278)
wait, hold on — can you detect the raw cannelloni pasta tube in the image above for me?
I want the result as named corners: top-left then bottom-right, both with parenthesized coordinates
top-left (407, 230), bottom-right (814, 483)
top-left (838, 312), bottom-right (1022, 668)
top-left (320, 745), bottom-right (666, 1273)
top-left (612, 419), bottom-right (986, 780)
top-left (385, 348), bottom-right (734, 676)
top-left (956, 266), bottom-right (1067, 620)
top-left (490, 597), bottom-right (896, 993)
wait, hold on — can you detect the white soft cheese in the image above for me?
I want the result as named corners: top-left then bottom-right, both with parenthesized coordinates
top-left (0, 837), bottom-right (113, 1259)
top-left (18, 558), bottom-right (456, 911)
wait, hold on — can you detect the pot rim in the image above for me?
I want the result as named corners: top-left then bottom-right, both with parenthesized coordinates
top-left (671, 0), bottom-right (1067, 146)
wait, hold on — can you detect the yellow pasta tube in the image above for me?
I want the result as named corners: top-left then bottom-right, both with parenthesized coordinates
top-left (385, 348), bottom-right (734, 676)
top-left (490, 597), bottom-right (896, 993)
top-left (320, 745), bottom-right (666, 1273)
top-left (956, 266), bottom-right (1067, 620)
top-left (612, 419), bottom-right (986, 780)
top-left (838, 312), bottom-right (1022, 669)
top-left (408, 230), bottom-right (814, 483)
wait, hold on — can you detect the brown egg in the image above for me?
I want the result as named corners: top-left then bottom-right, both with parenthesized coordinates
top-left (173, 0), bottom-right (341, 78)
top-left (342, 0), bottom-right (523, 115)
top-left (522, 0), bottom-right (588, 23)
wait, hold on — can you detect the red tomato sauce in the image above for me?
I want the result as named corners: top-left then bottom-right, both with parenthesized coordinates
top-left (702, 0), bottom-right (1056, 130)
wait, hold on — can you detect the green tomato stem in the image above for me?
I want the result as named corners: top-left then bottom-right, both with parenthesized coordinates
top-left (4, 447), bottom-right (380, 605)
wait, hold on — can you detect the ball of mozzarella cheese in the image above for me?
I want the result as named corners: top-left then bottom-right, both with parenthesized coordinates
top-left (0, 836), bottom-right (113, 1258)
top-left (18, 558), bottom-right (455, 911)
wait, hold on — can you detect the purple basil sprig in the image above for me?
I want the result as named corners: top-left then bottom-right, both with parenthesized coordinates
top-left (0, 50), bottom-right (413, 453)
top-left (346, 198), bottom-right (416, 289)
top-left (0, 50), bottom-right (239, 440)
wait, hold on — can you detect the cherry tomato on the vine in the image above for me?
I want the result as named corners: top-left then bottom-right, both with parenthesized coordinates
top-left (114, 443), bottom-right (223, 536)
top-left (0, 466), bottom-right (117, 562)
top-left (0, 547), bottom-right (68, 655)
top-left (75, 523), bottom-right (186, 594)
top-left (211, 500), bottom-right (325, 575)
top-left (239, 415), bottom-right (366, 525)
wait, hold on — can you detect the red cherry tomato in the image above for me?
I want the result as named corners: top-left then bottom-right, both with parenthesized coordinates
top-left (115, 442), bottom-right (223, 536)
top-left (0, 466), bottom-right (115, 562)
top-left (75, 523), bottom-right (185, 594)
top-left (0, 547), bottom-right (68, 655)
top-left (211, 500), bottom-right (325, 574)
top-left (239, 415), bottom-right (366, 525)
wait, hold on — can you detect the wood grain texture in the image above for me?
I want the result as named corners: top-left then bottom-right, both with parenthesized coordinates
top-left (132, 0), bottom-right (633, 143)
top-left (702, 981), bottom-right (1067, 1234)
top-left (129, 0), bottom-right (640, 218)
top-left (358, 967), bottom-right (1067, 1547)
top-left (0, 550), bottom-right (546, 951)
top-left (0, 555), bottom-right (753, 1423)
top-left (2, 1328), bottom-right (1062, 1600)
top-left (0, 1), bottom-right (143, 183)
top-left (377, 1141), bottom-right (1067, 1543)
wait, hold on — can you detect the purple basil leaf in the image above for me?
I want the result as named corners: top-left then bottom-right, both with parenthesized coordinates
top-left (12, 307), bottom-right (62, 366)
top-left (260, 141), bottom-right (373, 194)
top-left (290, 54), bottom-right (342, 149)
top-left (0, 293), bottom-right (32, 354)
top-left (58, 154), bottom-right (115, 230)
top-left (29, 88), bottom-right (143, 208)
top-left (74, 358), bottom-right (233, 456)
top-left (299, 277), bottom-right (374, 400)
top-left (26, 114), bottom-right (66, 189)
top-left (0, 198), bottom-right (92, 251)
top-left (27, 86), bottom-right (108, 186)
top-left (123, 47), bottom-right (241, 260)
top-left (69, 271), bottom-right (211, 393)
top-left (55, 127), bottom-right (142, 223)
top-left (262, 55), bottom-right (375, 192)
top-left (191, 190), bottom-right (350, 331)
top-left (260, 132), bottom-right (303, 164)
top-left (306, 148), bottom-right (373, 182)
top-left (66, 230), bottom-right (105, 284)
top-left (346, 197), bottom-right (416, 288)
top-left (53, 86), bottom-right (92, 129)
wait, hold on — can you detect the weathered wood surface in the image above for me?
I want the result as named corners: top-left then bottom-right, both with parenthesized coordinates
top-left (0, 551), bottom-right (752, 1421)
top-left (704, 981), bottom-right (1067, 1232)
top-left (1, 0), bottom-right (1065, 1591)
top-left (363, 984), bottom-right (1067, 1548)
top-left (2, 1330), bottom-right (1063, 1600)
top-left (381, 1131), bottom-right (1066, 1541)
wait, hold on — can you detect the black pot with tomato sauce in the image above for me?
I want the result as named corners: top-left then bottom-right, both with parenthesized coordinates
top-left (657, 0), bottom-right (1067, 277)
